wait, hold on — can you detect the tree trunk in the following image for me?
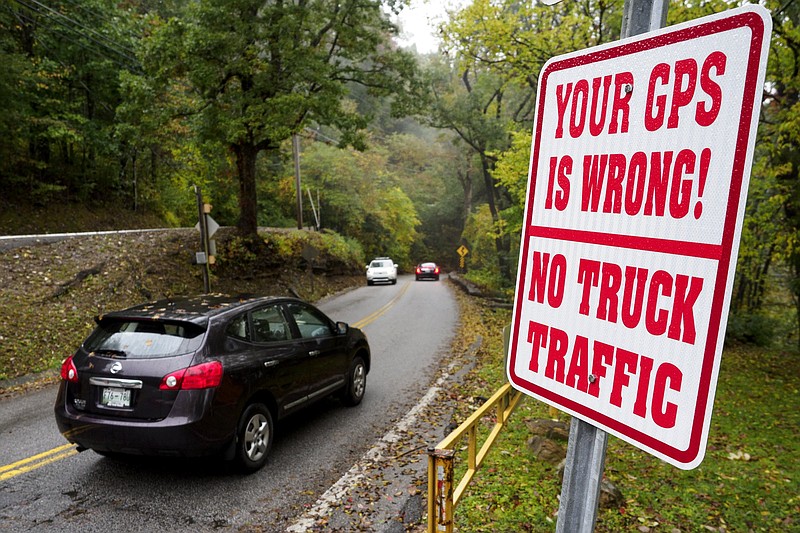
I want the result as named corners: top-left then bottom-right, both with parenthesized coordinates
top-left (458, 161), bottom-right (474, 231)
top-left (479, 152), bottom-right (511, 280)
top-left (235, 143), bottom-right (260, 237)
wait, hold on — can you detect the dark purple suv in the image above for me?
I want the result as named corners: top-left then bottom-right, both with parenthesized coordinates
top-left (54, 294), bottom-right (370, 472)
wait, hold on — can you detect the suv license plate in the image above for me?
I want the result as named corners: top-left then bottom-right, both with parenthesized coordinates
top-left (101, 387), bottom-right (131, 408)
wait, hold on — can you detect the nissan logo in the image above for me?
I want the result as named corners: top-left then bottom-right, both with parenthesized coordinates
top-left (110, 362), bottom-right (123, 374)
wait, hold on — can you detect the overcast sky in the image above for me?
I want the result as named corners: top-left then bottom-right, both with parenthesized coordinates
top-left (394, 0), bottom-right (467, 54)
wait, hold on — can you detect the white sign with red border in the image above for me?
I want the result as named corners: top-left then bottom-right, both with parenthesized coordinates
top-left (507, 5), bottom-right (771, 469)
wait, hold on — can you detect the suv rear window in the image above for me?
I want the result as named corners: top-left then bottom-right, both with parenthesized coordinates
top-left (84, 320), bottom-right (206, 359)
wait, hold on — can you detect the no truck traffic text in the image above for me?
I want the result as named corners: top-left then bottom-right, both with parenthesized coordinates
top-left (521, 251), bottom-right (703, 429)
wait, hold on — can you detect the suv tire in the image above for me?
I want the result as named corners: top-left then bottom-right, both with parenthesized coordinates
top-left (234, 403), bottom-right (273, 473)
top-left (340, 356), bottom-right (367, 406)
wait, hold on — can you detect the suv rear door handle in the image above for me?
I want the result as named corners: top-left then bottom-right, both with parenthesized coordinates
top-left (309, 350), bottom-right (321, 357)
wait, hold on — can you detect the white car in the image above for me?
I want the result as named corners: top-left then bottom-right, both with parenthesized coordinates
top-left (366, 257), bottom-right (398, 285)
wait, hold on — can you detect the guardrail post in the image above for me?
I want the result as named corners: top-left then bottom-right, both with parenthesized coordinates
top-left (427, 448), bottom-right (456, 533)
top-left (426, 383), bottom-right (524, 531)
top-left (467, 425), bottom-right (477, 473)
top-left (498, 389), bottom-right (509, 422)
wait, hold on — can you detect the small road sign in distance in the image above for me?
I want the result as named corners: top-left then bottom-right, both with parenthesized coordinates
top-left (507, 5), bottom-right (771, 470)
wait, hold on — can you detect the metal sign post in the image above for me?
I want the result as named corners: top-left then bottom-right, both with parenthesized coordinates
top-left (193, 186), bottom-right (219, 294)
top-left (555, 1), bottom-right (668, 530)
top-left (556, 420), bottom-right (608, 532)
top-left (621, 0), bottom-right (668, 37)
top-left (194, 185), bottom-right (211, 293)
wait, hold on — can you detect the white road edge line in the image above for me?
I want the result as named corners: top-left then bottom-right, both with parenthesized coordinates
top-left (285, 368), bottom-right (453, 532)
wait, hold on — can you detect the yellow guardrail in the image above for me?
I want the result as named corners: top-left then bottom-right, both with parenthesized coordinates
top-left (426, 382), bottom-right (524, 533)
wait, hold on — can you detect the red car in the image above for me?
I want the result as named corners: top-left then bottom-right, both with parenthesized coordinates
top-left (415, 262), bottom-right (440, 281)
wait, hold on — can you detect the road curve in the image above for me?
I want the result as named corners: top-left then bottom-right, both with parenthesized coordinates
top-left (0, 274), bottom-right (460, 532)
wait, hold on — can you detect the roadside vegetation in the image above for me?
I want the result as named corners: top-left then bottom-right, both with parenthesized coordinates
top-left (0, 218), bottom-right (363, 387)
top-left (445, 290), bottom-right (799, 532)
top-left (2, 220), bottom-right (797, 531)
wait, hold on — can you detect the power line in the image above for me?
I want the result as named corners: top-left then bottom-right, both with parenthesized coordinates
top-left (10, 0), bottom-right (141, 72)
top-left (58, 0), bottom-right (141, 42)
top-left (304, 127), bottom-right (341, 146)
top-left (20, 0), bottom-right (139, 61)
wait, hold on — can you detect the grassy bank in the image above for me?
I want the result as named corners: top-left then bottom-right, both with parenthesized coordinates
top-left (446, 292), bottom-right (799, 532)
top-left (0, 228), bottom-right (363, 387)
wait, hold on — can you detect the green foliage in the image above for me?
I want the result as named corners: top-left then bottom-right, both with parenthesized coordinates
top-left (315, 230), bottom-right (364, 268)
top-left (751, 0), bottom-right (800, 343)
top-left (493, 130), bottom-right (533, 208)
top-left (493, 128), bottom-right (535, 238)
top-left (133, 0), bottom-right (423, 235)
top-left (295, 140), bottom-right (420, 267)
top-left (0, 0), bottom-right (144, 205)
top-left (460, 203), bottom-right (519, 292)
top-left (220, 229), bottom-right (365, 272)
top-left (450, 296), bottom-right (800, 532)
top-left (217, 235), bottom-right (260, 264)
top-left (462, 205), bottom-right (501, 273)
top-left (463, 268), bottom-right (509, 297)
top-left (366, 186), bottom-right (421, 266)
top-left (29, 182), bottom-right (68, 206)
top-left (385, 133), bottom-right (466, 265)
top-left (263, 232), bottom-right (299, 260)
top-left (725, 311), bottom-right (778, 347)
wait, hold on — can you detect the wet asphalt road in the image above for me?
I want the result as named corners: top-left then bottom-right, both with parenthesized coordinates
top-left (0, 275), bottom-right (459, 531)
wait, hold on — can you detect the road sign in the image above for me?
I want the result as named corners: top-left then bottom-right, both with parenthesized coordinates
top-left (195, 215), bottom-right (219, 239)
top-left (457, 245), bottom-right (469, 257)
top-left (507, 5), bottom-right (771, 469)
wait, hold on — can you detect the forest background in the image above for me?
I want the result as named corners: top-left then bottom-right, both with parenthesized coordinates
top-left (2, 0), bottom-right (800, 348)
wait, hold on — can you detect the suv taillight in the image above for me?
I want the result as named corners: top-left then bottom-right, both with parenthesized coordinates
top-left (434, 266), bottom-right (440, 274)
top-left (415, 267), bottom-right (421, 274)
top-left (160, 361), bottom-right (223, 390)
top-left (60, 356), bottom-right (79, 383)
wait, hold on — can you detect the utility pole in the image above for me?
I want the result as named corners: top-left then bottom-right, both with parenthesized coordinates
top-left (293, 134), bottom-right (304, 230)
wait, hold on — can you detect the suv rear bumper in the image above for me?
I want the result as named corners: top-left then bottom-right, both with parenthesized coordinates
top-left (54, 386), bottom-right (231, 457)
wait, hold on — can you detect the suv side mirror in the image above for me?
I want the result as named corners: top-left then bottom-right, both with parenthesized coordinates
top-left (336, 321), bottom-right (349, 335)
